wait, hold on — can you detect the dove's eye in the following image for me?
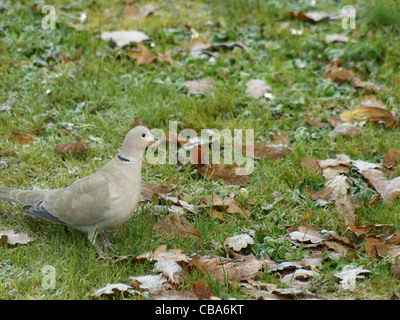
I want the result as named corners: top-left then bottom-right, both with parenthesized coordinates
top-left (142, 133), bottom-right (146, 138)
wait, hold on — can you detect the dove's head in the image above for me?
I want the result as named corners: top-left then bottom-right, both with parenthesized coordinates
top-left (119, 126), bottom-right (159, 161)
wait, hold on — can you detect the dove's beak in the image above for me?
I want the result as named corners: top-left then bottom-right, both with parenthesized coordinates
top-left (146, 135), bottom-right (160, 147)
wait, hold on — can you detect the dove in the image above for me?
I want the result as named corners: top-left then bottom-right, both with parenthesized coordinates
top-left (0, 126), bottom-right (159, 255)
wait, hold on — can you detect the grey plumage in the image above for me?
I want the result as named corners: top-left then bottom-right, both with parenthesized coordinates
top-left (0, 126), bottom-right (158, 255)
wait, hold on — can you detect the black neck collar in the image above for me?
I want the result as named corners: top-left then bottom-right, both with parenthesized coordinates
top-left (117, 154), bottom-right (134, 163)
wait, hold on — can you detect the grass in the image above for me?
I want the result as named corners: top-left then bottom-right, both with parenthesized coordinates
top-left (1, 0), bottom-right (400, 299)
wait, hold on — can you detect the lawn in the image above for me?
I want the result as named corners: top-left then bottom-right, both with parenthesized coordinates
top-left (1, 0), bottom-right (400, 300)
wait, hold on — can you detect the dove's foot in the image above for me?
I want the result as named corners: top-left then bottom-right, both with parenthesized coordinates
top-left (100, 232), bottom-right (114, 251)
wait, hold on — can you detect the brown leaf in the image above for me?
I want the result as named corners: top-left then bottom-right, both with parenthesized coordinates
top-left (335, 194), bottom-right (356, 224)
top-left (303, 114), bottom-right (327, 128)
top-left (383, 148), bottom-right (400, 169)
top-left (190, 41), bottom-right (247, 59)
top-left (364, 237), bottom-right (389, 259)
top-left (340, 106), bottom-right (394, 125)
top-left (346, 221), bottom-right (392, 237)
top-left (301, 157), bottom-right (322, 174)
top-left (124, 4), bottom-right (158, 20)
top-left (54, 142), bottom-right (89, 154)
top-left (0, 230), bottom-right (34, 246)
top-left (128, 43), bottom-right (157, 65)
top-left (137, 244), bottom-right (191, 264)
top-left (140, 184), bottom-right (175, 201)
top-left (184, 78), bottom-right (215, 95)
top-left (152, 289), bottom-right (198, 300)
top-left (153, 213), bottom-right (200, 239)
top-left (327, 115), bottom-right (344, 128)
top-left (224, 234), bottom-right (254, 251)
top-left (197, 162), bottom-right (252, 186)
top-left (245, 79), bottom-right (271, 99)
top-left (328, 123), bottom-right (362, 138)
top-left (323, 68), bottom-right (355, 84)
top-left (192, 280), bottom-right (212, 300)
top-left (12, 131), bottom-right (37, 145)
top-left (352, 78), bottom-right (386, 92)
top-left (352, 161), bottom-right (400, 204)
top-left (290, 11), bottom-right (341, 22)
top-left (201, 195), bottom-right (251, 219)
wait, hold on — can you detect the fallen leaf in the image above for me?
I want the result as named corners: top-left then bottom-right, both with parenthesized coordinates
top-left (290, 11), bottom-right (342, 22)
top-left (245, 79), bottom-right (271, 99)
top-left (197, 161), bottom-right (252, 186)
top-left (308, 175), bottom-right (350, 205)
top-left (190, 40), bottom-right (247, 59)
top-left (383, 148), bottom-right (400, 169)
top-left (130, 274), bottom-right (167, 293)
top-left (324, 34), bottom-right (350, 43)
top-left (224, 234), bottom-right (254, 251)
top-left (124, 4), bottom-right (158, 20)
top-left (352, 161), bottom-right (400, 204)
top-left (323, 68), bottom-right (355, 84)
top-left (301, 157), bottom-right (322, 174)
top-left (128, 44), bottom-right (173, 66)
top-left (128, 43), bottom-right (157, 65)
top-left (12, 131), bottom-right (37, 145)
top-left (201, 195), bottom-right (251, 219)
top-left (361, 95), bottom-right (386, 108)
top-left (340, 106), bottom-right (394, 125)
top-left (192, 280), bottom-right (212, 300)
top-left (152, 260), bottom-right (183, 284)
top-left (151, 290), bottom-right (198, 300)
top-left (184, 78), bottom-right (215, 95)
top-left (352, 78), bottom-right (386, 92)
top-left (364, 237), bottom-right (389, 259)
top-left (303, 114), bottom-right (327, 128)
top-left (100, 30), bottom-right (150, 47)
top-left (153, 213), bottom-right (200, 239)
top-left (137, 244), bottom-right (191, 264)
top-left (328, 123), bottom-right (362, 138)
top-left (335, 194), bottom-right (356, 223)
top-left (54, 142), bottom-right (89, 154)
top-left (0, 230), bottom-right (34, 246)
top-left (193, 254), bottom-right (265, 281)
top-left (91, 283), bottom-right (137, 299)
top-left (334, 265), bottom-right (371, 291)
top-left (346, 221), bottom-right (392, 237)
top-left (140, 184), bottom-right (175, 201)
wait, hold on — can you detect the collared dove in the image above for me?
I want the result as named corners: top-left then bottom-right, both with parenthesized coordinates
top-left (0, 126), bottom-right (159, 255)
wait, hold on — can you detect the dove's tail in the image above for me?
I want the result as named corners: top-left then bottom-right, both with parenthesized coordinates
top-left (0, 187), bottom-right (47, 205)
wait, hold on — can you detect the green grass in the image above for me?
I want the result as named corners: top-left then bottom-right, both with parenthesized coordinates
top-left (1, 0), bottom-right (400, 299)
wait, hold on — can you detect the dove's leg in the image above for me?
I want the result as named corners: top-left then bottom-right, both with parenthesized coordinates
top-left (100, 232), bottom-right (114, 251)
top-left (88, 230), bottom-right (105, 256)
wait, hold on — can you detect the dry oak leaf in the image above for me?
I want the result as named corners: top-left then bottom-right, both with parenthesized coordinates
top-left (11, 131), bottom-right (37, 145)
top-left (224, 234), bottom-right (254, 251)
top-left (124, 4), bottom-right (158, 20)
top-left (152, 289), bottom-right (198, 300)
top-left (245, 79), bottom-right (271, 99)
top-left (328, 123), bottom-right (362, 138)
top-left (140, 183), bottom-right (175, 201)
top-left (193, 254), bottom-right (264, 281)
top-left (303, 114), bottom-right (327, 128)
top-left (137, 244), bottom-right (191, 264)
top-left (91, 283), bottom-right (136, 299)
top-left (197, 161), bottom-right (252, 186)
top-left (128, 43), bottom-right (156, 65)
top-left (323, 68), bottom-right (355, 84)
top-left (190, 40), bottom-right (247, 59)
top-left (100, 30), bottom-right (149, 47)
top-left (382, 148), bottom-right (400, 169)
top-left (290, 11), bottom-right (342, 22)
top-left (130, 274), bottom-right (168, 293)
top-left (152, 260), bottom-right (183, 284)
top-left (308, 175), bottom-right (350, 206)
top-left (153, 213), bottom-right (200, 239)
top-left (0, 230), bottom-right (34, 246)
top-left (201, 195), bottom-right (251, 219)
top-left (352, 160), bottom-right (400, 204)
top-left (346, 221), bottom-right (392, 237)
top-left (184, 78), bottom-right (215, 95)
top-left (54, 142), bottom-right (89, 154)
top-left (341, 106), bottom-right (394, 125)
top-left (352, 78), bottom-right (386, 92)
top-left (192, 280), bottom-right (212, 300)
